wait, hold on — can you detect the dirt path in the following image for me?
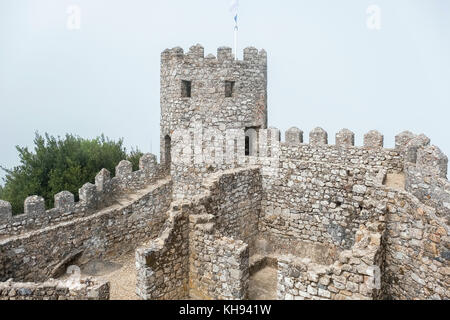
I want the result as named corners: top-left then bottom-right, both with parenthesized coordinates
top-left (62, 251), bottom-right (139, 300)
top-left (248, 267), bottom-right (277, 300)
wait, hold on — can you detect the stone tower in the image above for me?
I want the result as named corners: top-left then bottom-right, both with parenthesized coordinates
top-left (159, 44), bottom-right (268, 167)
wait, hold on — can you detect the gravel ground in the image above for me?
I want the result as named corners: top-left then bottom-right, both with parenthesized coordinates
top-left (91, 252), bottom-right (139, 300)
top-left (248, 267), bottom-right (277, 300)
top-left (59, 251), bottom-right (139, 300)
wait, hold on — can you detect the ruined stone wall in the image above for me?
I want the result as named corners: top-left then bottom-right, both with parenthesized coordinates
top-left (0, 278), bottom-right (109, 300)
top-left (277, 223), bottom-right (384, 300)
top-left (0, 153), bottom-right (167, 238)
top-left (204, 167), bottom-right (262, 245)
top-left (363, 185), bottom-right (449, 300)
top-left (404, 145), bottom-right (449, 219)
top-left (0, 178), bottom-right (173, 283)
top-left (136, 203), bottom-right (189, 300)
top-left (187, 167), bottom-right (260, 299)
top-left (136, 167), bottom-right (260, 300)
top-left (260, 161), bottom-right (385, 253)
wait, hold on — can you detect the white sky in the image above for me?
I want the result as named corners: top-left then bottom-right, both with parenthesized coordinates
top-left (0, 0), bottom-right (449, 181)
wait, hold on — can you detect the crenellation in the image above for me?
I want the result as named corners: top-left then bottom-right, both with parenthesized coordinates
top-left (95, 168), bottom-right (111, 192)
top-left (217, 46), bottom-right (233, 61)
top-left (404, 134), bottom-right (430, 163)
top-left (24, 196), bottom-right (46, 215)
top-left (79, 183), bottom-right (97, 208)
top-left (243, 46), bottom-right (258, 62)
top-left (188, 44), bottom-right (204, 58)
top-left (116, 160), bottom-right (133, 179)
top-left (54, 191), bottom-right (75, 213)
top-left (395, 130), bottom-right (416, 150)
top-left (139, 153), bottom-right (157, 172)
top-left (364, 130), bottom-right (383, 148)
top-left (309, 127), bottom-right (328, 145)
top-left (335, 129), bottom-right (355, 147)
top-left (417, 145), bottom-right (448, 178)
top-left (285, 127), bottom-right (303, 145)
top-left (0, 200), bottom-right (12, 222)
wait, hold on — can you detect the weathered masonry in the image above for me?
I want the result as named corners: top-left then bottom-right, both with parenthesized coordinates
top-left (0, 45), bottom-right (448, 300)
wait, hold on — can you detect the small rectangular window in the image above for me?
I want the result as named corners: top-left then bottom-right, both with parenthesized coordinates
top-left (225, 81), bottom-right (235, 97)
top-left (181, 80), bottom-right (192, 98)
top-left (245, 136), bottom-right (250, 156)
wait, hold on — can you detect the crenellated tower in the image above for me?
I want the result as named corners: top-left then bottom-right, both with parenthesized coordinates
top-left (159, 44), bottom-right (267, 167)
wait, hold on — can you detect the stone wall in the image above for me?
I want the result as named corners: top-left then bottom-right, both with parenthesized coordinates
top-left (188, 203), bottom-right (249, 300)
top-left (404, 145), bottom-right (449, 219)
top-left (0, 153), bottom-right (167, 238)
top-left (0, 278), bottom-right (109, 300)
top-left (136, 167), bottom-right (260, 300)
top-left (278, 137), bottom-right (403, 174)
top-left (136, 203), bottom-right (189, 300)
top-left (260, 160), bottom-right (386, 253)
top-left (364, 185), bottom-right (449, 300)
top-left (277, 223), bottom-right (384, 300)
top-left (188, 167), bottom-right (260, 299)
top-left (204, 167), bottom-right (262, 245)
top-left (0, 178), bottom-right (173, 282)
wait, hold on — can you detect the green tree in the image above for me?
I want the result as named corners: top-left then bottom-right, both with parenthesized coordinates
top-left (0, 133), bottom-right (143, 215)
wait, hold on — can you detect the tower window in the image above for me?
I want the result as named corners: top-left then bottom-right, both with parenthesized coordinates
top-left (245, 136), bottom-right (250, 156)
top-left (225, 81), bottom-right (235, 97)
top-left (181, 80), bottom-right (192, 98)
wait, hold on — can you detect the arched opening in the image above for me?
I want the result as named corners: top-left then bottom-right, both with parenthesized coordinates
top-left (164, 135), bottom-right (171, 168)
top-left (245, 127), bottom-right (259, 156)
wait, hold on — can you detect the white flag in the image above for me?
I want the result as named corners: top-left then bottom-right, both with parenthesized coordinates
top-left (230, 0), bottom-right (239, 19)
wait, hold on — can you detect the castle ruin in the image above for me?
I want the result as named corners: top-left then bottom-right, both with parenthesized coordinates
top-left (0, 45), bottom-right (449, 300)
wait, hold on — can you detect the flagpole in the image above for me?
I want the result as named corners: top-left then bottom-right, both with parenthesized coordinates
top-left (230, 0), bottom-right (239, 60)
top-left (234, 24), bottom-right (238, 60)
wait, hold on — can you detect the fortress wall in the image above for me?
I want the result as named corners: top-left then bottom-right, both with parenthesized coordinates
top-left (279, 143), bottom-right (403, 173)
top-left (364, 186), bottom-right (449, 300)
top-left (404, 145), bottom-right (449, 219)
top-left (0, 154), bottom-right (167, 238)
top-left (136, 204), bottom-right (190, 300)
top-left (277, 223), bottom-right (384, 300)
top-left (169, 126), bottom-right (403, 201)
top-left (0, 178), bottom-right (172, 283)
top-left (406, 166), bottom-right (450, 218)
top-left (259, 160), bottom-right (386, 254)
top-left (0, 278), bottom-right (109, 300)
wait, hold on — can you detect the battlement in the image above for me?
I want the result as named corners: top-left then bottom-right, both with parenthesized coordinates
top-left (0, 153), bottom-right (168, 238)
top-left (161, 44), bottom-right (267, 66)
